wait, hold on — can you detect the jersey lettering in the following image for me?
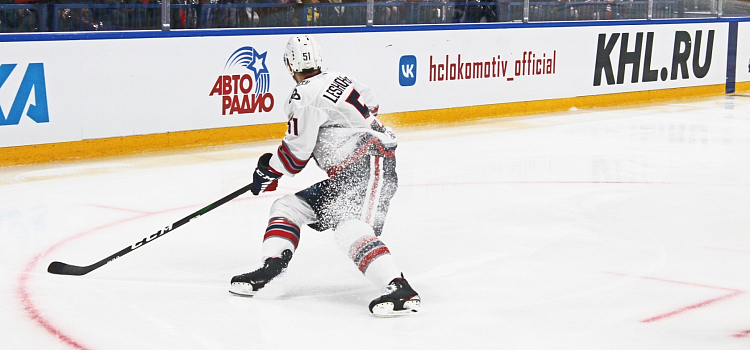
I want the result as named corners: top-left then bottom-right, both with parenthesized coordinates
top-left (322, 76), bottom-right (352, 103)
top-left (287, 117), bottom-right (299, 136)
top-left (345, 89), bottom-right (369, 118)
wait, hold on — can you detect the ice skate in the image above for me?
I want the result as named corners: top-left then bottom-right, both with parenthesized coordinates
top-left (369, 274), bottom-right (421, 317)
top-left (229, 250), bottom-right (292, 297)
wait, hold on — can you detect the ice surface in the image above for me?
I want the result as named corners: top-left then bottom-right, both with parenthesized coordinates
top-left (2, 95), bottom-right (750, 349)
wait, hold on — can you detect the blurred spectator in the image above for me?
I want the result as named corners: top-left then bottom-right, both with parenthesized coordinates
top-left (287, 0), bottom-right (325, 26)
top-left (240, 0), bottom-right (260, 27)
top-left (317, 0), bottom-right (343, 25)
top-left (3, 0), bottom-right (39, 32)
top-left (254, 0), bottom-right (292, 27)
top-left (426, 0), bottom-right (448, 24)
top-left (0, 0), bottom-right (695, 31)
top-left (340, 0), bottom-right (364, 25)
top-left (302, 0), bottom-right (320, 25)
top-left (172, 0), bottom-right (197, 29)
top-left (453, 0), bottom-right (495, 22)
top-left (605, 0), bottom-right (613, 19)
top-left (10, 8), bottom-right (38, 31)
top-left (215, 0), bottom-right (256, 28)
top-left (74, 7), bottom-right (102, 30)
top-left (98, 0), bottom-right (128, 30)
top-left (478, 0), bottom-right (497, 22)
top-left (452, 0), bottom-right (473, 22)
top-left (375, 0), bottom-right (399, 25)
top-left (201, 0), bottom-right (219, 27)
top-left (567, 2), bottom-right (579, 20)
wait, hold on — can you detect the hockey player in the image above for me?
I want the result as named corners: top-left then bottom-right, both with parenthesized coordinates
top-left (229, 35), bottom-right (420, 317)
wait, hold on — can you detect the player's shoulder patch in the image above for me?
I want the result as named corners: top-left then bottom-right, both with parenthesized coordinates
top-left (288, 88), bottom-right (301, 104)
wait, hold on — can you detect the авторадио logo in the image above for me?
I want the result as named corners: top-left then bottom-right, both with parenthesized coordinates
top-left (209, 46), bottom-right (275, 115)
top-left (399, 55), bottom-right (417, 87)
top-left (0, 63), bottom-right (49, 126)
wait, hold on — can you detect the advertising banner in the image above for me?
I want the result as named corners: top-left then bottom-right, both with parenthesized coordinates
top-left (0, 35), bottom-right (296, 148)
top-left (0, 21), bottom-right (734, 149)
top-left (366, 23), bottom-right (728, 113)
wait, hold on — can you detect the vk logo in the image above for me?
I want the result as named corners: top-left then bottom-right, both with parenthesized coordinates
top-left (399, 55), bottom-right (417, 86)
top-left (0, 63), bottom-right (49, 126)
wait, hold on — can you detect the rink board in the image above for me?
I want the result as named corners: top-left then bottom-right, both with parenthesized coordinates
top-left (736, 21), bottom-right (750, 91)
top-left (0, 18), bottom-right (748, 165)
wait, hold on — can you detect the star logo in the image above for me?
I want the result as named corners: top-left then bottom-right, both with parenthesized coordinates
top-left (250, 51), bottom-right (268, 77)
top-left (224, 46), bottom-right (271, 94)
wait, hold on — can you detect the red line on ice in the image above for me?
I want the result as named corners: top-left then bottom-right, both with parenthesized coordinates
top-left (606, 273), bottom-right (746, 324)
top-left (16, 173), bottom-right (326, 348)
top-left (636, 275), bottom-right (744, 293)
top-left (18, 256), bottom-right (93, 350)
top-left (16, 203), bottom-right (196, 350)
top-left (86, 204), bottom-right (153, 214)
top-left (641, 290), bottom-right (744, 323)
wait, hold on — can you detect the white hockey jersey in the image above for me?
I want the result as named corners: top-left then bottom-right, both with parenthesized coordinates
top-left (268, 71), bottom-right (397, 178)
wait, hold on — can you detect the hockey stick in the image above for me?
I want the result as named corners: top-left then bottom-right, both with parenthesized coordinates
top-left (47, 182), bottom-right (255, 276)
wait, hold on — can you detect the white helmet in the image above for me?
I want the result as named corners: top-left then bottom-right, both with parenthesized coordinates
top-left (284, 35), bottom-right (322, 76)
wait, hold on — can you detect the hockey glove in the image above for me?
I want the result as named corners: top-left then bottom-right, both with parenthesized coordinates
top-left (251, 153), bottom-right (282, 195)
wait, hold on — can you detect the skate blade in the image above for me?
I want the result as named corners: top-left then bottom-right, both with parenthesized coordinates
top-left (229, 282), bottom-right (258, 297)
top-left (371, 300), bottom-right (421, 317)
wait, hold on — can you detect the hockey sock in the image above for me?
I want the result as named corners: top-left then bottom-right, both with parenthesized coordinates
top-left (261, 195), bottom-right (316, 260)
top-left (363, 252), bottom-right (402, 289)
top-left (334, 220), bottom-right (401, 288)
top-left (261, 217), bottom-right (300, 260)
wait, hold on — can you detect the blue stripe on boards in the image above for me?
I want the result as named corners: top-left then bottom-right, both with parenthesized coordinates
top-left (726, 22), bottom-right (739, 94)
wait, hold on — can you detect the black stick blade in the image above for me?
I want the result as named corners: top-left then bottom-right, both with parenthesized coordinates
top-left (47, 261), bottom-right (91, 276)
